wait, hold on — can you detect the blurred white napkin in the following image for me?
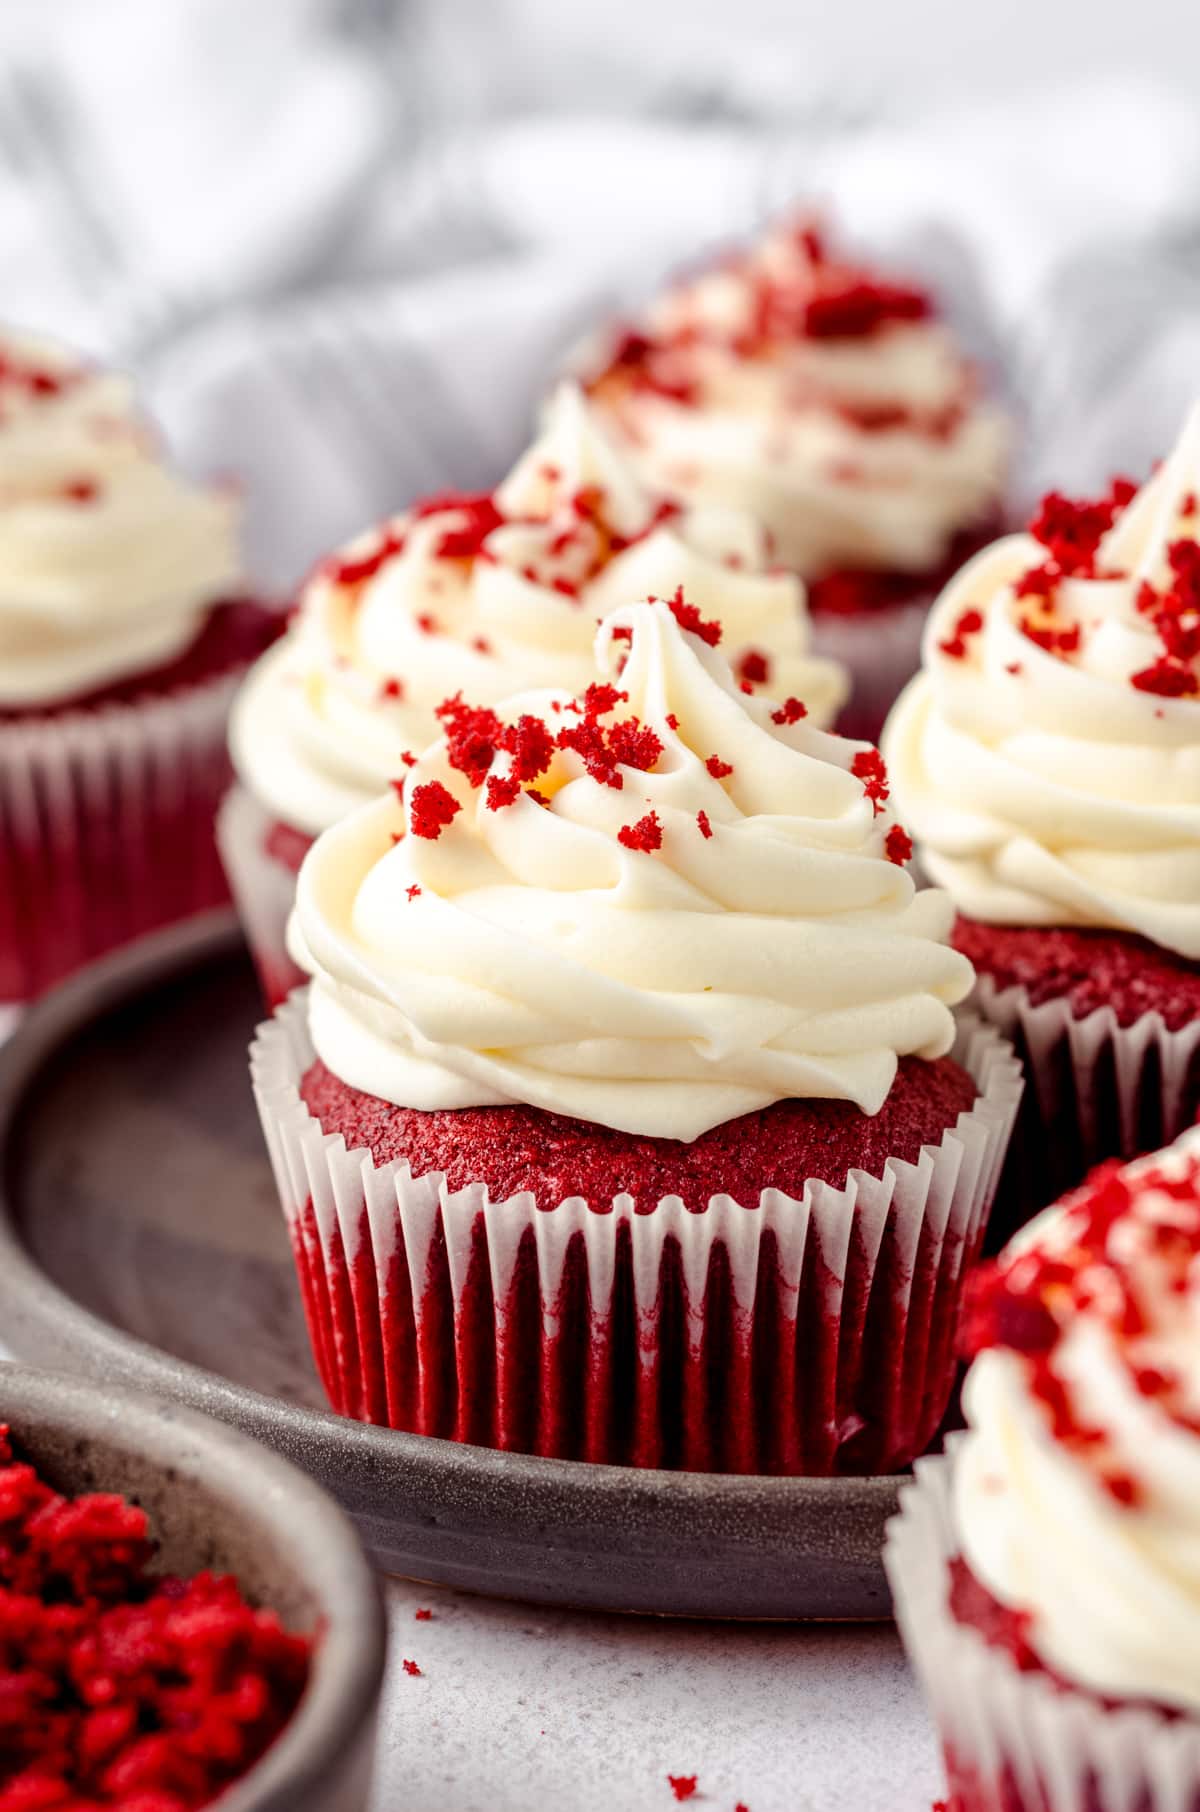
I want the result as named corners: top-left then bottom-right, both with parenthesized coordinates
top-left (2, 0), bottom-right (1199, 590)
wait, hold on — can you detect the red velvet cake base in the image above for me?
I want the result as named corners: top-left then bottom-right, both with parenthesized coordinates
top-left (954, 917), bottom-right (1200, 1034)
top-left (0, 600), bottom-right (281, 1000)
top-left (300, 1055), bottom-right (978, 1207)
top-left (955, 916), bottom-right (1200, 1244)
top-left (284, 1055), bottom-right (990, 1474)
top-left (0, 597), bottom-right (281, 721)
top-left (808, 520), bottom-right (1002, 621)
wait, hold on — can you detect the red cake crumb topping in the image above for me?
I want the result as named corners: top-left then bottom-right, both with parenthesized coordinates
top-left (851, 748), bottom-right (889, 814)
top-left (379, 676), bottom-right (404, 701)
top-left (696, 809), bottom-right (713, 840)
top-left (885, 825), bottom-right (913, 865)
top-left (1003, 480), bottom-right (1138, 657)
top-left (937, 607), bottom-right (984, 660)
top-left (962, 1141), bottom-right (1200, 1495)
top-left (1130, 538), bottom-right (1200, 698)
top-left (0, 1427), bottom-right (310, 1810)
top-left (414, 1608), bottom-right (432, 1621)
top-left (408, 780), bottom-right (461, 841)
top-left (705, 755), bottom-right (733, 779)
top-left (401, 1658), bottom-right (422, 1678)
top-left (618, 810), bottom-right (662, 853)
top-left (665, 587), bottom-right (722, 647)
top-left (952, 915), bottom-right (1200, 1033)
top-left (667, 1775), bottom-right (698, 1802)
top-left (802, 278), bottom-right (930, 340)
top-left (324, 523), bottom-right (406, 588)
top-left (0, 348), bottom-right (78, 403)
top-left (61, 477), bottom-right (100, 504)
top-left (299, 1052), bottom-right (977, 1208)
top-left (771, 697), bottom-right (808, 725)
top-left (736, 649), bottom-right (770, 687)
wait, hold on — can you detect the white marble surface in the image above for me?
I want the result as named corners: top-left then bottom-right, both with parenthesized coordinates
top-left (372, 1578), bottom-right (940, 1812)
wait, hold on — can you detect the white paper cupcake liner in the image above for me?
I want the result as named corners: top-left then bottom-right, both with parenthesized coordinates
top-left (217, 781), bottom-right (310, 1009)
top-left (810, 598), bottom-right (930, 744)
top-left (886, 1445), bottom-right (1200, 1812)
top-left (970, 975), bottom-right (1200, 1234)
top-left (249, 1000), bottom-right (1022, 1473)
top-left (0, 670), bottom-right (242, 1002)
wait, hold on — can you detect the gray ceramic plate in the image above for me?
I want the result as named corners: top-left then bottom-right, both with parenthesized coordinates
top-left (0, 914), bottom-right (903, 1620)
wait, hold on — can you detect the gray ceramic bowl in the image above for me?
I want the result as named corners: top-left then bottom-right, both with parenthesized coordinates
top-left (0, 1361), bottom-right (387, 1812)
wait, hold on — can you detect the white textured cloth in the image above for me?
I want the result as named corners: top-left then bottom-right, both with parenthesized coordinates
top-left (2, 4), bottom-right (1199, 598)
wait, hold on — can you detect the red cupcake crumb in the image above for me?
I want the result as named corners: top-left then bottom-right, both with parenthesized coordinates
top-left (408, 781), bottom-right (461, 841)
top-left (618, 811), bottom-right (663, 853)
top-left (0, 1427), bottom-right (310, 1809)
top-left (298, 1054), bottom-right (977, 1209)
top-left (414, 1608), bottom-right (432, 1621)
top-left (402, 1658), bottom-right (422, 1678)
top-left (667, 1775), bottom-right (698, 1801)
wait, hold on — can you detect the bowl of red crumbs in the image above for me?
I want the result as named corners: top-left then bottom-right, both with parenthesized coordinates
top-left (0, 1362), bottom-right (386, 1812)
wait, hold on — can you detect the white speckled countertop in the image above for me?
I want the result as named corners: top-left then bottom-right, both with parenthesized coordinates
top-left (371, 1577), bottom-right (939, 1811)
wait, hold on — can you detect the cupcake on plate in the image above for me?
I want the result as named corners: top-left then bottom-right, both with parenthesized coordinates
top-left (0, 328), bottom-right (278, 1000)
top-left (581, 217), bottom-right (1012, 740)
top-left (223, 380), bottom-right (847, 1007)
top-left (885, 402), bottom-right (1200, 1225)
top-left (251, 594), bottom-right (1021, 1474)
top-left (886, 1128), bottom-right (1200, 1812)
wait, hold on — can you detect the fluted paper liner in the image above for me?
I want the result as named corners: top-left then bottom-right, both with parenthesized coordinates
top-left (886, 1446), bottom-right (1200, 1812)
top-left (251, 1000), bottom-right (1021, 1473)
top-left (970, 974), bottom-right (1200, 1236)
top-left (217, 781), bottom-right (310, 1009)
top-left (0, 670), bottom-right (241, 1001)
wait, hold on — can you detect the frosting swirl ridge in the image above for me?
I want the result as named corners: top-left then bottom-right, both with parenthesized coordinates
top-left (0, 329), bottom-right (242, 706)
top-left (884, 404), bottom-right (1200, 960)
top-left (230, 383), bottom-right (846, 836)
top-left (290, 596), bottom-right (971, 1140)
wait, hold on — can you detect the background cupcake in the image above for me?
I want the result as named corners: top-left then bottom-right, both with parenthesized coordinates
top-left (223, 381), bottom-right (847, 1006)
top-left (0, 328), bottom-right (278, 1000)
top-left (252, 595), bottom-right (1020, 1474)
top-left (887, 1128), bottom-right (1200, 1812)
top-left (582, 218), bottom-right (1012, 740)
top-left (885, 403), bottom-right (1200, 1229)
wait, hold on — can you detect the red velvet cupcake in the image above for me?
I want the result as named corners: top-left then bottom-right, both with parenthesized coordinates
top-left (221, 383), bottom-right (845, 1007)
top-left (886, 1130), bottom-right (1200, 1812)
top-left (885, 407), bottom-right (1200, 1226)
top-left (581, 216), bottom-right (1011, 741)
top-left (251, 596), bottom-right (1020, 1473)
top-left (0, 329), bottom-right (278, 1000)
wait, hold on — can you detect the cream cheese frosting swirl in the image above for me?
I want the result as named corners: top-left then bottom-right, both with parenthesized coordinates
top-left (289, 596), bottom-right (971, 1140)
top-left (0, 328), bottom-right (242, 706)
top-left (231, 383), bottom-right (846, 837)
top-left (584, 219), bottom-right (1009, 581)
top-left (955, 1126), bottom-right (1200, 1714)
top-left (884, 403), bottom-right (1200, 960)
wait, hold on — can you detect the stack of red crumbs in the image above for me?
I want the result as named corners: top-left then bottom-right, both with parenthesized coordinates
top-left (0, 1426), bottom-right (311, 1811)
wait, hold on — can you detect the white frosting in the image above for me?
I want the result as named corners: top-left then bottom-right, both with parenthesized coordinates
top-left (289, 597), bottom-right (971, 1140)
top-left (231, 384), bottom-right (846, 837)
top-left (0, 329), bottom-right (242, 705)
top-left (586, 222), bottom-right (1009, 579)
top-left (955, 1126), bottom-right (1200, 1714)
top-left (885, 403), bottom-right (1200, 960)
